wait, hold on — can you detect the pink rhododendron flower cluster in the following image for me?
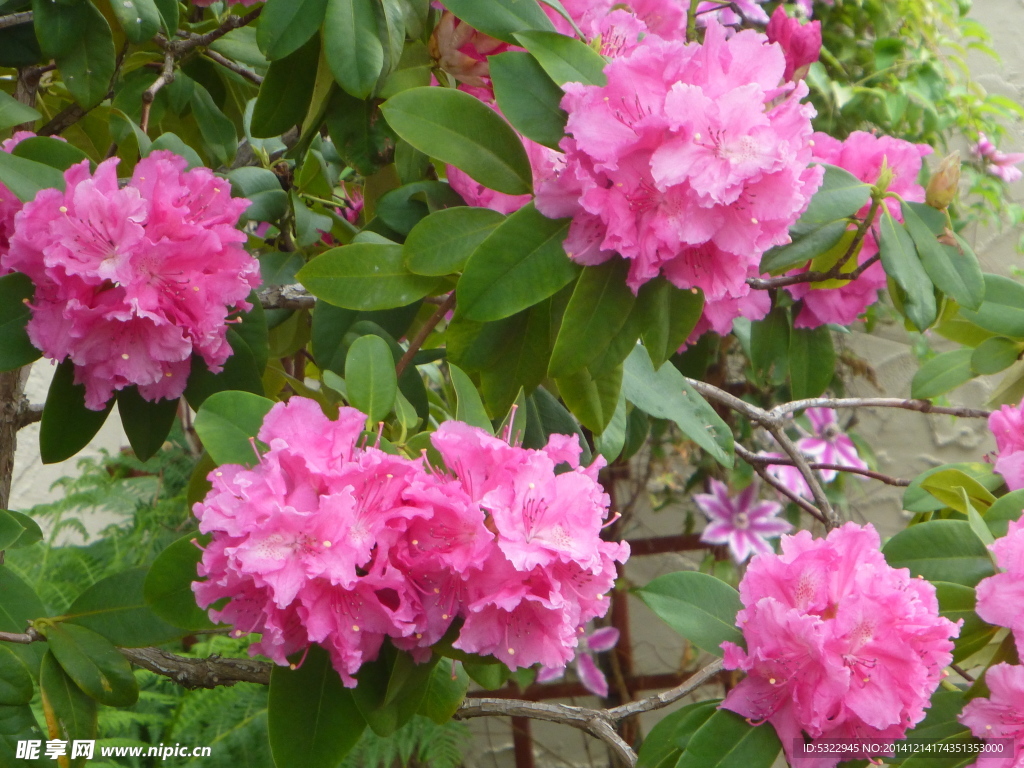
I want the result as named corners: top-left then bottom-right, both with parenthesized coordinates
top-left (0, 131), bottom-right (37, 262)
top-left (193, 398), bottom-right (628, 686)
top-left (722, 523), bottom-right (960, 768)
top-left (535, 21), bottom-right (822, 300)
top-left (974, 132), bottom-right (1024, 184)
top-left (974, 518), bottom-right (1024, 657)
top-left (694, 479), bottom-right (792, 563)
top-left (989, 399), bottom-right (1024, 491)
top-left (765, 5), bottom-right (821, 82)
top-left (785, 131), bottom-right (932, 329)
top-left (958, 663), bottom-right (1024, 768)
top-left (0, 152), bottom-right (259, 410)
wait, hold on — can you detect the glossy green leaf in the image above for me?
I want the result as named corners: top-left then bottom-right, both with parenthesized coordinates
top-left (882, 520), bottom-right (995, 587)
top-left (789, 325), bottom-right (835, 400)
top-left (418, 660), bottom-right (470, 725)
top-left (323, 0), bottom-right (385, 99)
top-left (960, 274), bottom-right (1024, 339)
top-left (63, 567), bottom-right (188, 647)
top-left (51, 1), bottom-right (116, 108)
top-left (352, 648), bottom-right (434, 736)
top-left (462, 659), bottom-right (511, 690)
top-left (42, 623), bottom-right (138, 707)
top-left (375, 180), bottom-right (463, 236)
top-left (298, 243), bottom-right (440, 311)
top-left (439, 0), bottom-right (555, 43)
top-left (325, 88), bottom-right (397, 177)
top-left (345, 334), bottom-right (398, 424)
top-left (109, 0), bottom-right (161, 43)
top-left (749, 307), bottom-right (789, 387)
top-left (152, 0), bottom-right (177, 33)
top-left (251, 35), bottom-right (320, 138)
top-left (190, 82), bottom-right (236, 166)
top-left (11, 136), bottom-right (91, 171)
top-left (0, 704), bottom-right (46, 768)
top-left (637, 571), bottom-right (744, 657)
top-left (0, 271), bottom-right (41, 371)
top-left (0, 90), bottom-right (40, 131)
top-left (985, 488), bottom-right (1024, 538)
top-left (637, 700), bottom-right (719, 768)
top-left (760, 219), bottom-right (850, 275)
top-left (405, 206), bottom-right (504, 277)
top-left (258, 0), bottom-right (328, 60)
top-left (971, 336), bottom-right (1022, 375)
top-left (39, 652), bottom-right (96, 768)
top-left (0, 510), bottom-right (25, 551)
top-left (791, 164), bottom-right (872, 237)
top-left (479, 302), bottom-right (551, 417)
top-left (903, 462), bottom-right (1002, 513)
top-left (902, 201), bottom-right (984, 311)
top-left (638, 281), bottom-right (704, 371)
top-left (549, 260), bottom-right (635, 378)
top-left (184, 327), bottom-right (267, 408)
top-left (0, 150), bottom-right (65, 202)
top-left (0, 510), bottom-right (42, 550)
top-left (382, 87), bottom-right (533, 196)
top-left (0, 647), bottom-right (32, 707)
top-left (116, 387), bottom-right (179, 462)
top-left (556, 363), bottom-right (621, 433)
top-left (676, 709), bottom-right (781, 768)
top-left (933, 582), bottom-right (999, 664)
top-left (32, 0), bottom-right (87, 57)
top-left (919, 468), bottom-right (996, 513)
top-left (910, 348), bottom-right (974, 399)
top-left (594, 391), bottom-right (627, 462)
top-left (458, 203), bottom-right (576, 321)
top-left (144, 533), bottom-right (216, 631)
top-left (450, 363), bottom-right (493, 433)
top-left (622, 345), bottom-right (733, 467)
top-left (230, 167), bottom-right (289, 223)
top-left (269, 645), bottom-right (366, 768)
top-left (878, 208), bottom-right (936, 331)
top-left (193, 390), bottom-right (275, 467)
top-left (39, 360), bottom-right (114, 464)
top-left (490, 51), bottom-right (566, 150)
top-left (0, 569), bottom-right (45, 675)
top-left (514, 30), bottom-right (608, 86)
top-left (530, 385), bottom-right (592, 466)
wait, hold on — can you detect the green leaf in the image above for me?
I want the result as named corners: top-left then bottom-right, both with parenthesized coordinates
top-left (789, 325), bottom-right (835, 400)
top-left (0, 150), bottom-right (65, 202)
top-left (622, 345), bottom-right (733, 467)
top-left (933, 582), bottom-right (999, 664)
top-left (0, 647), bottom-right (32, 707)
top-left (0, 704), bottom-right (46, 768)
top-left (637, 700), bottom-right (719, 768)
top-left (109, 0), bottom-right (161, 43)
top-left (530, 385), bottom-right (592, 465)
top-left (269, 644), bottom-right (366, 768)
top-left (919, 468), bottom-right (996, 514)
top-left (184, 327), bottom-right (267, 408)
top-left (11, 136), bottom-right (91, 172)
top-left (230, 167), bottom-right (289, 223)
top-left (0, 271), bottom-right (41, 371)
top-left (39, 359), bottom-right (114, 464)
top-left (325, 89), bottom-right (396, 177)
top-left (910, 348), bottom-right (974, 399)
top-left (258, 0), bottom-right (328, 60)
top-left (0, 510), bottom-right (23, 551)
top-left (376, 180), bottom-right (463, 236)
top-left (51, 1), bottom-right (116, 108)
top-left (345, 334), bottom-right (398, 424)
top-left (0, 510), bottom-right (42, 549)
top-left (479, 302), bottom-right (552, 417)
top-left (490, 51), bottom-right (567, 150)
top-left (594, 391), bottom-right (627, 462)
top-left (39, 652), bottom-right (96, 768)
top-left (251, 35), bottom-right (320, 139)
top-left (457, 203), bottom-right (577, 321)
top-left (439, 0), bottom-right (555, 44)
top-left (676, 709), bottom-right (781, 768)
top-left (352, 647), bottom-right (434, 736)
top-left (0, 569), bottom-right (45, 675)
top-left (549, 261), bottom-right (636, 378)
top-left (382, 87), bottom-right (533, 196)
top-left (405, 207), bottom-right (504, 277)
top-left (32, 0), bottom-right (86, 57)
top-left (298, 243), bottom-right (440, 311)
top-left (901, 201), bottom-right (984, 310)
top-left (418, 660), bottom-right (470, 725)
top-left (759, 220), bottom-right (850, 274)
top-left (962, 490), bottom-right (995, 548)
top-left (903, 462), bottom-right (1002, 513)
top-left (0, 90), bottom-right (40, 131)
top-left (638, 281), bottom-right (704, 371)
top-left (749, 307), bottom-right (789, 387)
top-left (323, 0), bottom-right (385, 99)
top-left (878, 209), bottom-right (936, 331)
top-left (193, 390), bottom-right (276, 467)
top-left (41, 623), bottom-right (138, 707)
top-left (960, 274), bottom-right (1024, 339)
top-left (637, 571), bottom-right (743, 657)
top-left (985, 488), bottom-right (1024, 538)
top-left (897, 691), bottom-right (978, 768)
top-left (971, 336), bottom-right (1022, 375)
top-left (882, 520), bottom-right (996, 587)
top-left (152, 0), bottom-right (177, 33)
top-left (791, 164), bottom-right (872, 237)
top-left (462, 659), bottom-right (511, 690)
top-left (513, 30), bottom-right (608, 86)
top-left (190, 82), bottom-right (236, 167)
top-left (450, 363), bottom-right (493, 433)
top-left (144, 534), bottom-right (216, 632)
top-left (116, 387), bottom-right (179, 462)
top-left (63, 567), bottom-right (188, 647)
top-left (556, 363), bottom-right (622, 433)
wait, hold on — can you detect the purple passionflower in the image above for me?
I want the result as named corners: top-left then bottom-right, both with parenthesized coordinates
top-left (536, 626), bottom-right (619, 698)
top-left (974, 132), bottom-right (1024, 184)
top-left (694, 480), bottom-right (792, 563)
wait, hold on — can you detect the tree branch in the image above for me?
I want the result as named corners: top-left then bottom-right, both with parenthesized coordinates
top-left (395, 292), bottom-right (455, 378)
top-left (737, 446), bottom-right (911, 487)
top-left (16, 403), bottom-right (43, 431)
top-left (735, 444), bottom-right (828, 523)
top-left (0, 11), bottom-right (31, 30)
top-left (605, 658), bottom-right (724, 720)
top-left (257, 284), bottom-right (316, 311)
top-left (203, 50), bottom-right (263, 85)
top-left (120, 647), bottom-right (272, 689)
top-left (141, 51), bottom-right (176, 134)
top-left (770, 397), bottom-right (991, 420)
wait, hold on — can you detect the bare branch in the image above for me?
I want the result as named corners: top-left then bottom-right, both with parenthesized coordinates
top-left (770, 397), bottom-right (991, 420)
top-left (606, 658), bottom-right (724, 720)
top-left (120, 647), bottom-right (272, 689)
top-left (0, 629), bottom-right (42, 644)
top-left (185, 7), bottom-right (263, 48)
top-left (257, 284), bottom-right (316, 311)
top-left (0, 11), bottom-right (31, 30)
top-left (735, 444), bottom-right (828, 523)
top-left (203, 50), bottom-right (263, 85)
top-left (141, 51), bottom-right (176, 134)
top-left (16, 404), bottom-right (43, 431)
top-left (395, 293), bottom-right (455, 378)
top-left (737, 445), bottom-right (910, 487)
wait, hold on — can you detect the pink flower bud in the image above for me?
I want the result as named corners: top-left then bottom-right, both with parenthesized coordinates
top-left (766, 6), bottom-right (822, 82)
top-left (925, 151), bottom-right (961, 209)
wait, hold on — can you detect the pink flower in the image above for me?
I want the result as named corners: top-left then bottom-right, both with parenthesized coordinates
top-left (785, 131), bottom-right (932, 329)
top-left (429, 11), bottom-right (512, 91)
top-left (974, 132), bottom-right (1024, 184)
top-left (959, 663), bottom-right (1024, 768)
top-left (0, 132), bottom-right (45, 268)
top-left (990, 400), bottom-right (1024, 491)
top-left (722, 523), bottom-right (960, 767)
top-left (536, 625), bottom-right (620, 697)
top-left (694, 479), bottom-right (792, 562)
top-left (763, 409), bottom-right (867, 500)
top-left (766, 6), bottom-right (821, 82)
top-left (536, 21), bottom-right (822, 299)
top-left (1, 152), bottom-right (259, 409)
top-left (974, 519), bottom-right (1024, 659)
top-left (448, 131), bottom-right (557, 214)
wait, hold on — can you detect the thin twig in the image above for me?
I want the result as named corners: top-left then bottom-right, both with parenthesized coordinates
top-left (738, 447), bottom-right (911, 487)
top-left (0, 11), bottom-right (31, 30)
top-left (203, 50), bottom-right (263, 85)
top-left (605, 658), bottom-right (724, 720)
top-left (141, 51), bottom-right (176, 134)
top-left (735, 444), bottom-right (828, 523)
top-left (771, 397), bottom-right (991, 420)
top-left (0, 629), bottom-right (42, 644)
top-left (185, 7), bottom-right (263, 48)
top-left (257, 284), bottom-right (316, 311)
top-left (395, 293), bottom-right (455, 378)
